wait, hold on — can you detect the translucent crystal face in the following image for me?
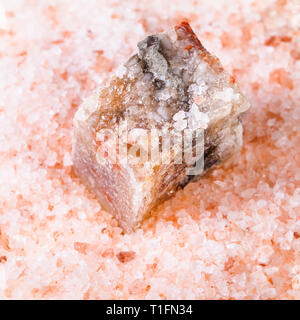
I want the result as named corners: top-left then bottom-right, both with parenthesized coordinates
top-left (73, 22), bottom-right (250, 232)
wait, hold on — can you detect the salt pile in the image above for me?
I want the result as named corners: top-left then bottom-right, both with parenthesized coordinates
top-left (0, 0), bottom-right (299, 299)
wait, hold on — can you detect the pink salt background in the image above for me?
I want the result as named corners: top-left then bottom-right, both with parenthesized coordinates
top-left (0, 0), bottom-right (299, 299)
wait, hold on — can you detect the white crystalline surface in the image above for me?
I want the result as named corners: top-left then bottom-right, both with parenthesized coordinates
top-left (0, 0), bottom-right (300, 299)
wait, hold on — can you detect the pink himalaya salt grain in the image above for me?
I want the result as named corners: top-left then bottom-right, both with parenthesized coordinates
top-left (72, 22), bottom-right (250, 232)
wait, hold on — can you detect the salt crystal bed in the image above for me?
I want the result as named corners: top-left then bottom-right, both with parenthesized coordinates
top-left (0, 0), bottom-right (299, 300)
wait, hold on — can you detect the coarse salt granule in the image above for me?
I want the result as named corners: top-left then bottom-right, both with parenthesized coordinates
top-left (0, 0), bottom-right (299, 299)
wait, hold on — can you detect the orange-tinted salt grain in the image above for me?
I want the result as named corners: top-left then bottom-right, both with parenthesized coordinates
top-left (74, 242), bottom-right (90, 255)
top-left (116, 251), bottom-right (136, 263)
top-left (269, 69), bottom-right (294, 90)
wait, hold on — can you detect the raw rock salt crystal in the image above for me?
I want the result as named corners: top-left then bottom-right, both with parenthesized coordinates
top-left (72, 21), bottom-right (250, 232)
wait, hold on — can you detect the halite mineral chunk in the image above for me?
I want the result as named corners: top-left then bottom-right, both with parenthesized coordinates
top-left (72, 22), bottom-right (250, 232)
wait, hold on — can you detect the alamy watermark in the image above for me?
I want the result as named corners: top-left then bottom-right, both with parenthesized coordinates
top-left (95, 119), bottom-right (205, 176)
